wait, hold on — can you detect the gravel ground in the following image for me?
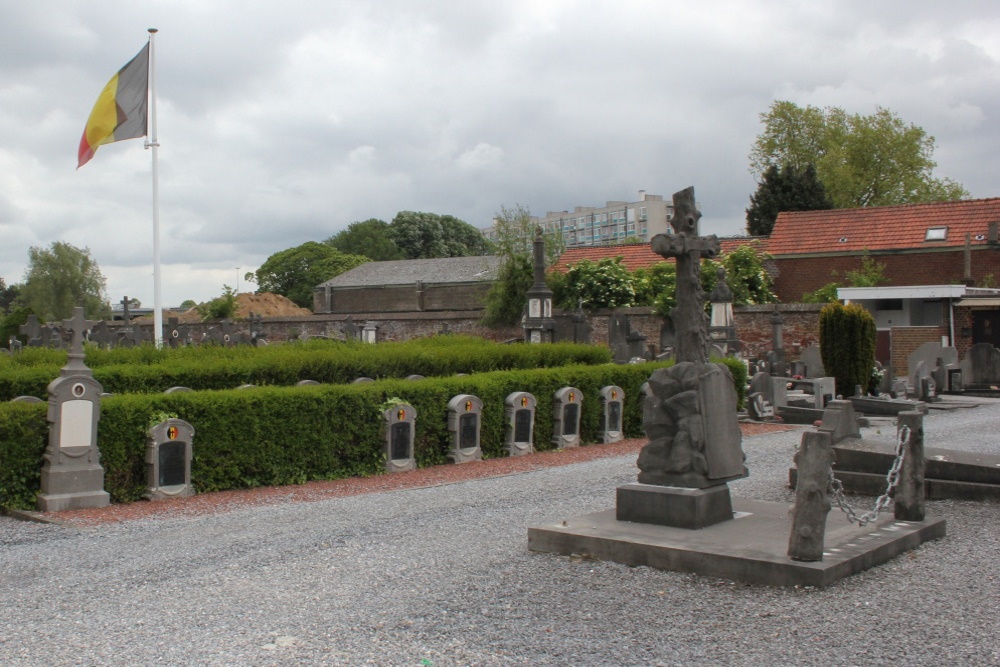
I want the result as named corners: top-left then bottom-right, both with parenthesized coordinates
top-left (1, 398), bottom-right (998, 666)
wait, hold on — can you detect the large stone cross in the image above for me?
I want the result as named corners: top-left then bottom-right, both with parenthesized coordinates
top-left (61, 307), bottom-right (98, 374)
top-left (650, 187), bottom-right (720, 364)
top-left (19, 314), bottom-right (43, 346)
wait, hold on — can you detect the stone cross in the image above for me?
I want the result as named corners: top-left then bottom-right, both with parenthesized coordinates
top-left (120, 296), bottom-right (132, 326)
top-left (650, 187), bottom-right (720, 364)
top-left (19, 315), bottom-right (43, 346)
top-left (62, 307), bottom-right (98, 375)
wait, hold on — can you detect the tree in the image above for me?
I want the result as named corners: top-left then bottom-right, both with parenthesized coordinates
top-left (719, 243), bottom-right (779, 305)
top-left (746, 163), bottom-right (833, 236)
top-left (387, 211), bottom-right (492, 259)
top-left (253, 242), bottom-right (369, 309)
top-left (819, 302), bottom-right (876, 397)
top-left (0, 277), bottom-right (18, 314)
top-left (196, 285), bottom-right (239, 320)
top-left (559, 258), bottom-right (636, 311)
top-left (16, 241), bottom-right (111, 321)
top-left (750, 101), bottom-right (969, 209)
top-left (481, 204), bottom-right (565, 327)
top-left (325, 218), bottom-right (406, 262)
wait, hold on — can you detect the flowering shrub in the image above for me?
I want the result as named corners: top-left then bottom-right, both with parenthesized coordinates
top-left (561, 258), bottom-right (637, 311)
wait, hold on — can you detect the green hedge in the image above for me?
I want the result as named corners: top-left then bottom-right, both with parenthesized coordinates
top-left (0, 337), bottom-right (612, 400)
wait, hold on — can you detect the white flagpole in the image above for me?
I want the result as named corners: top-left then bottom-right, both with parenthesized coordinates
top-left (146, 28), bottom-right (163, 347)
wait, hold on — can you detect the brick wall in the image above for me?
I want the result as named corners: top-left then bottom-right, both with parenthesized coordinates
top-left (890, 326), bottom-right (948, 376)
top-left (314, 282), bottom-right (492, 314)
top-left (772, 247), bottom-right (1000, 302)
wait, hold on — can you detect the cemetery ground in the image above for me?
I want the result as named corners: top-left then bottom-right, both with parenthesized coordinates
top-left (2, 403), bottom-right (998, 665)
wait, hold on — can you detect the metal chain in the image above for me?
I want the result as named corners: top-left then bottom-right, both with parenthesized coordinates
top-left (829, 424), bottom-right (911, 527)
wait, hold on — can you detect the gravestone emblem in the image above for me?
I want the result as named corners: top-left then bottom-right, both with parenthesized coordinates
top-left (145, 418), bottom-right (195, 500)
top-left (447, 394), bottom-right (483, 463)
top-left (37, 307), bottom-right (110, 511)
top-left (552, 387), bottom-right (583, 448)
top-left (599, 385), bottom-right (625, 444)
top-left (383, 403), bottom-right (417, 472)
top-left (504, 392), bottom-right (537, 456)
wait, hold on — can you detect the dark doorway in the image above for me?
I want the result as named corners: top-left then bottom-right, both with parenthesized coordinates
top-left (972, 311), bottom-right (1000, 349)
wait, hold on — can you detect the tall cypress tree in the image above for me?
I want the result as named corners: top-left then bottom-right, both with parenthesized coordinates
top-left (746, 163), bottom-right (833, 236)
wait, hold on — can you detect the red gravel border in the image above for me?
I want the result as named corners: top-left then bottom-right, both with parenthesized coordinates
top-left (20, 422), bottom-right (795, 528)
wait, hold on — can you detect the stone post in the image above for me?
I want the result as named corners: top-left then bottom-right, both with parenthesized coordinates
top-left (894, 411), bottom-right (926, 521)
top-left (788, 430), bottom-right (834, 562)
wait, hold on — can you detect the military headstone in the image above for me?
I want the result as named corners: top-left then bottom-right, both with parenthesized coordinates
top-left (446, 394), bottom-right (483, 463)
top-left (552, 387), bottom-right (583, 448)
top-left (504, 392), bottom-right (536, 456)
top-left (383, 403), bottom-right (417, 472)
top-left (145, 418), bottom-right (195, 500)
top-left (598, 385), bottom-right (624, 444)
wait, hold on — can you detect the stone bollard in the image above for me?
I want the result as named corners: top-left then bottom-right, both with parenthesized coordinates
top-left (894, 411), bottom-right (926, 521)
top-left (788, 430), bottom-right (834, 562)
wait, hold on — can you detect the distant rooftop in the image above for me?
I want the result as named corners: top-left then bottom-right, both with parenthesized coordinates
top-left (317, 256), bottom-right (500, 289)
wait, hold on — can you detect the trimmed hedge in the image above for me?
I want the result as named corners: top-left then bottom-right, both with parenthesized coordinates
top-left (0, 337), bottom-right (612, 400)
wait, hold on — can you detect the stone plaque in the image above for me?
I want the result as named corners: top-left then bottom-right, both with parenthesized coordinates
top-left (608, 401), bottom-right (621, 432)
top-left (529, 298), bottom-right (541, 318)
top-left (514, 409), bottom-right (532, 443)
top-left (459, 413), bottom-right (477, 450)
top-left (59, 399), bottom-right (93, 448)
top-left (563, 403), bottom-right (579, 436)
top-left (390, 422), bottom-right (410, 461)
top-left (158, 440), bottom-right (186, 487)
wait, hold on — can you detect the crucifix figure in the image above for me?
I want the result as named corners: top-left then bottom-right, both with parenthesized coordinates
top-left (650, 187), bottom-right (720, 364)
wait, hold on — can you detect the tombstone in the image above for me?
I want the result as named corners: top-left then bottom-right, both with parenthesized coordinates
top-left (947, 366), bottom-right (963, 392)
top-left (747, 392), bottom-right (775, 421)
top-left (89, 321), bottom-right (117, 349)
top-left (572, 301), bottom-right (592, 345)
top-left (810, 377), bottom-right (836, 408)
top-left (164, 386), bottom-right (193, 394)
top-left (296, 380), bottom-right (320, 386)
top-left (707, 267), bottom-right (739, 357)
top-left (11, 395), bottom-right (44, 403)
top-left (608, 313), bottom-right (632, 364)
top-left (340, 315), bottom-right (360, 341)
top-left (626, 187), bottom-right (746, 528)
top-left (962, 342), bottom-right (1000, 386)
top-left (164, 317), bottom-right (188, 348)
top-left (817, 399), bottom-right (861, 445)
top-left (598, 386), bottom-right (625, 444)
top-left (405, 374), bottom-right (425, 381)
top-left (504, 392), bottom-right (536, 456)
top-left (892, 379), bottom-right (909, 398)
top-left (145, 418), bottom-right (195, 500)
top-left (361, 321), bottom-right (379, 344)
top-left (552, 387), bottom-right (583, 448)
top-left (446, 394), bottom-right (483, 463)
top-left (626, 329), bottom-right (648, 361)
top-left (45, 324), bottom-right (65, 349)
top-left (247, 312), bottom-right (267, 347)
top-left (799, 345), bottom-right (825, 378)
top-left (8, 338), bottom-right (22, 354)
top-left (236, 384), bottom-right (256, 390)
top-left (37, 307), bottom-right (110, 511)
top-left (352, 377), bottom-right (375, 384)
top-left (382, 403), bottom-right (417, 472)
top-left (768, 305), bottom-right (787, 375)
top-left (907, 342), bottom-right (957, 392)
top-left (18, 315), bottom-right (43, 347)
top-left (659, 317), bottom-right (676, 359)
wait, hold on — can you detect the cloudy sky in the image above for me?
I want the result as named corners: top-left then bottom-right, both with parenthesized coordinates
top-left (1, 1), bottom-right (999, 308)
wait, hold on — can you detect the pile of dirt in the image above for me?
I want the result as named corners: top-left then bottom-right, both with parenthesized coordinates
top-left (137, 292), bottom-right (312, 323)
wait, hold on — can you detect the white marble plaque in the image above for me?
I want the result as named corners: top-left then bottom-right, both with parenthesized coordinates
top-left (543, 299), bottom-right (552, 318)
top-left (530, 330), bottom-right (541, 343)
top-left (529, 299), bottom-right (541, 318)
top-left (59, 400), bottom-right (93, 449)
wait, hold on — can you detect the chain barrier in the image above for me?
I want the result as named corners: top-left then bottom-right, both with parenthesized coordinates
top-left (829, 424), bottom-right (911, 527)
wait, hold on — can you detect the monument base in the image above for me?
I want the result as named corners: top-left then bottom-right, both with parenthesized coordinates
top-left (37, 490), bottom-right (110, 512)
top-left (528, 499), bottom-right (946, 588)
top-left (616, 483), bottom-right (733, 529)
top-left (38, 464), bottom-right (110, 511)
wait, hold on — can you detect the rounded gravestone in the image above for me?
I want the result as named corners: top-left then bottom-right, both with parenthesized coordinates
top-left (164, 386), bottom-right (193, 394)
top-left (11, 395), bottom-right (43, 403)
top-left (352, 377), bottom-right (374, 384)
top-left (296, 380), bottom-right (320, 386)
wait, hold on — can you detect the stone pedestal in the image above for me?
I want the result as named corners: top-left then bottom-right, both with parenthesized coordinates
top-left (616, 483), bottom-right (733, 529)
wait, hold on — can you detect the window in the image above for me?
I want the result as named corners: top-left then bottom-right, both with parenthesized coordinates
top-left (639, 207), bottom-right (647, 221)
top-left (925, 226), bottom-right (948, 241)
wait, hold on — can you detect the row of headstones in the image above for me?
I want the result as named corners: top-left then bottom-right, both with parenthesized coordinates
top-left (94, 385), bottom-right (630, 501)
top-left (7, 314), bottom-right (269, 352)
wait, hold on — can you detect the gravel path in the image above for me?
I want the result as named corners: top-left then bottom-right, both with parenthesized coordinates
top-left (2, 398), bottom-right (998, 666)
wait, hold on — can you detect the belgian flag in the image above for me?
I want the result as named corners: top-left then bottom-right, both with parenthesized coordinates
top-left (77, 43), bottom-right (149, 168)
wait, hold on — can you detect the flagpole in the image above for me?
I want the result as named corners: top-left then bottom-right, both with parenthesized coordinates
top-left (146, 28), bottom-right (163, 347)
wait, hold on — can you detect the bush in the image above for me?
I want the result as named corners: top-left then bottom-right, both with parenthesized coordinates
top-left (819, 302), bottom-right (876, 397)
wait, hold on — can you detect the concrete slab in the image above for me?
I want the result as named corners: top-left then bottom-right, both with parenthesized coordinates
top-left (528, 499), bottom-right (946, 588)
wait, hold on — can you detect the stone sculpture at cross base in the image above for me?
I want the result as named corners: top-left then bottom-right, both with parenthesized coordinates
top-left (37, 307), bottom-right (110, 511)
top-left (618, 187), bottom-right (747, 529)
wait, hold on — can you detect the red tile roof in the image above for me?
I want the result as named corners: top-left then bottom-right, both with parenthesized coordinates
top-left (767, 198), bottom-right (1000, 256)
top-left (552, 237), bottom-right (764, 272)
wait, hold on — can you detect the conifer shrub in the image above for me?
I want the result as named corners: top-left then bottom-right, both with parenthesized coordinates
top-left (818, 302), bottom-right (876, 397)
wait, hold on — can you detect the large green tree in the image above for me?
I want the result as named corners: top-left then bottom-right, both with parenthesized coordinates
top-left (253, 242), bottom-right (369, 309)
top-left (325, 218), bottom-right (406, 261)
top-left (16, 241), bottom-right (111, 321)
top-left (749, 101), bottom-right (969, 208)
top-left (387, 211), bottom-right (492, 259)
top-left (746, 163), bottom-right (833, 236)
top-left (0, 277), bottom-right (18, 314)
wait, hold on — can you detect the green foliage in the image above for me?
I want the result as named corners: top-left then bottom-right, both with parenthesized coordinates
top-left (819, 302), bottom-right (876, 398)
top-left (802, 282), bottom-right (840, 303)
top-left (0, 336), bottom-right (613, 400)
top-left (750, 101), bottom-right (969, 209)
top-left (720, 243), bottom-right (778, 305)
top-left (801, 251), bottom-right (887, 302)
top-left (387, 211), bottom-right (492, 259)
top-left (481, 255), bottom-right (533, 327)
top-left (0, 277), bottom-right (19, 314)
top-left (195, 285), bottom-right (239, 321)
top-left (559, 258), bottom-right (636, 311)
top-left (633, 263), bottom-right (678, 317)
top-left (325, 218), bottom-right (406, 261)
top-left (253, 241), bottom-right (369, 308)
top-left (0, 361), bottom-right (666, 509)
top-left (746, 163), bottom-right (833, 236)
top-left (16, 241), bottom-right (111, 322)
top-left (179, 299), bottom-right (197, 309)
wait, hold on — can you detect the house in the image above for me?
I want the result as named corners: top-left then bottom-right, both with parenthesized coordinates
top-left (552, 237), bottom-right (762, 273)
top-left (768, 198), bottom-right (1000, 302)
top-left (313, 256), bottom-right (500, 314)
